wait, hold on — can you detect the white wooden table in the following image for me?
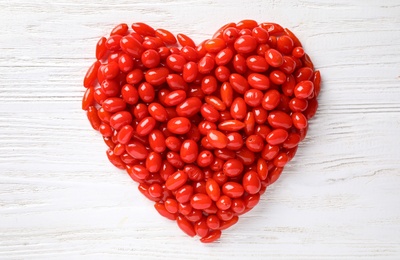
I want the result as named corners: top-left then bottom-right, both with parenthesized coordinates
top-left (1, 0), bottom-right (399, 259)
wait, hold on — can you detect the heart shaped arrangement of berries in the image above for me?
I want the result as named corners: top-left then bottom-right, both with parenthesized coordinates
top-left (82, 20), bottom-right (321, 243)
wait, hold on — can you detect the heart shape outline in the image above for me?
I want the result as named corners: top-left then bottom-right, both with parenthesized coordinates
top-left (82, 20), bottom-right (321, 243)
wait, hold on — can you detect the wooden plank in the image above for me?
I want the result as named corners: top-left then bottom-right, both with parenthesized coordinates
top-left (0, 0), bottom-right (399, 258)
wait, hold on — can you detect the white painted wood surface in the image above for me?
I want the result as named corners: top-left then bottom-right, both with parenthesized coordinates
top-left (1, 0), bottom-right (399, 259)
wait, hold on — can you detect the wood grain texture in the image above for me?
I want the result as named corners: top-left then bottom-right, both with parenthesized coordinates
top-left (1, 0), bottom-right (400, 259)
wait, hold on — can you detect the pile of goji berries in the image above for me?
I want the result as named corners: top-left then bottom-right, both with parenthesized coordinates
top-left (82, 20), bottom-right (321, 243)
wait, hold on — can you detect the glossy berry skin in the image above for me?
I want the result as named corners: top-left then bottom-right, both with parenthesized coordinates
top-left (242, 171), bottom-right (261, 194)
top-left (120, 36), bottom-right (143, 59)
top-left (146, 152), bottom-right (162, 173)
top-left (216, 195), bottom-right (231, 210)
top-left (207, 130), bottom-right (228, 149)
top-left (164, 198), bottom-right (179, 214)
top-left (145, 67), bottom-right (169, 86)
top-left (175, 185), bottom-right (194, 203)
top-left (294, 80), bottom-right (314, 99)
top-left (126, 69), bottom-right (143, 84)
top-left (294, 67), bottom-right (313, 82)
top-left (131, 22), bottom-right (155, 36)
top-left (198, 56), bottom-right (215, 74)
top-left (231, 199), bottom-right (245, 214)
top-left (96, 37), bottom-right (107, 60)
top-left (277, 35), bottom-right (294, 54)
top-left (121, 84), bottom-right (138, 105)
top-left (125, 141), bottom-right (149, 160)
top-left (156, 28), bottom-right (177, 44)
top-left (229, 73), bottom-right (249, 94)
top-left (136, 116), bottom-right (156, 136)
top-left (206, 214), bottom-right (220, 230)
top-left (177, 33), bottom-right (196, 47)
top-left (268, 111), bottom-right (293, 129)
top-left (102, 62), bottom-right (119, 79)
top-left (247, 55), bottom-right (268, 72)
top-left (84, 61), bottom-right (100, 88)
top-left (200, 230), bottom-right (222, 243)
top-left (164, 90), bottom-right (187, 106)
top-left (244, 89), bottom-right (263, 107)
top-left (222, 182), bottom-right (244, 198)
top-left (166, 171), bottom-right (188, 190)
top-left (167, 117), bottom-right (191, 134)
top-left (292, 112), bottom-right (308, 129)
top-left (177, 215), bottom-right (196, 237)
top-left (289, 97), bottom-right (308, 112)
top-left (201, 103), bottom-right (220, 122)
top-left (245, 134), bottom-right (264, 152)
top-left (148, 183), bottom-right (163, 198)
top-left (234, 35), bottom-right (257, 54)
top-left (248, 73), bottom-right (270, 90)
top-left (141, 49), bottom-right (161, 68)
top-left (109, 111), bottom-right (132, 130)
top-left (117, 125), bottom-right (134, 144)
top-left (166, 54), bottom-right (186, 72)
top-left (197, 150), bottom-right (214, 167)
top-left (252, 27), bottom-right (269, 43)
top-left (265, 49), bottom-right (283, 67)
top-left (226, 132), bottom-right (244, 151)
top-left (230, 97), bottom-right (247, 120)
top-left (82, 86), bottom-right (95, 110)
top-left (82, 21), bottom-right (320, 243)
top-left (105, 35), bottom-right (122, 51)
top-left (190, 193), bottom-right (212, 210)
top-left (218, 120), bottom-right (245, 131)
top-left (133, 104), bottom-right (149, 121)
top-left (223, 159), bottom-right (244, 177)
top-left (273, 152), bottom-right (289, 167)
top-left (182, 61), bottom-right (198, 82)
top-left (148, 130), bottom-right (166, 153)
top-left (86, 106), bottom-right (101, 130)
top-left (205, 179), bottom-right (221, 201)
top-left (154, 201), bottom-right (177, 220)
top-left (269, 70), bottom-right (287, 85)
top-left (262, 89), bottom-right (281, 111)
top-left (266, 129), bottom-right (289, 145)
top-left (215, 48), bottom-right (234, 65)
top-left (148, 102), bottom-right (168, 122)
top-left (165, 136), bottom-right (182, 152)
top-left (205, 38), bottom-right (226, 53)
top-left (180, 140), bottom-right (199, 163)
top-left (176, 97), bottom-right (202, 117)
